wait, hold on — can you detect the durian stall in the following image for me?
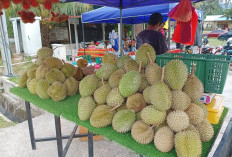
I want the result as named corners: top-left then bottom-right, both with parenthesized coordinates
top-left (10, 43), bottom-right (231, 157)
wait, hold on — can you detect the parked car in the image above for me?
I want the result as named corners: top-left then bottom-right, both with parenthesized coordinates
top-left (218, 31), bottom-right (232, 41)
top-left (204, 30), bottom-right (228, 38)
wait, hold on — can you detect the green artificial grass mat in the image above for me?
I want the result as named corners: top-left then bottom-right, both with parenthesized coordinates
top-left (10, 87), bottom-right (229, 157)
top-left (10, 87), bottom-right (80, 116)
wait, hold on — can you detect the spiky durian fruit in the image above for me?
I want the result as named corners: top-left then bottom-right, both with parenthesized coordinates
top-left (78, 96), bottom-right (96, 121)
top-left (90, 105), bottom-right (116, 128)
top-left (154, 126), bottom-right (174, 153)
top-left (154, 122), bottom-right (168, 133)
top-left (73, 67), bottom-right (83, 81)
top-left (184, 124), bottom-right (199, 135)
top-left (112, 109), bottom-right (136, 133)
top-left (131, 120), bottom-right (154, 144)
top-left (27, 68), bottom-right (36, 79)
top-left (94, 84), bottom-right (111, 104)
top-left (167, 110), bottom-right (190, 132)
top-left (164, 59), bottom-right (188, 90)
top-left (27, 78), bottom-right (37, 95)
top-left (106, 88), bottom-right (124, 107)
top-left (96, 63), bottom-right (118, 80)
top-left (64, 77), bottom-right (78, 96)
top-left (150, 82), bottom-right (172, 111)
top-left (117, 55), bottom-right (131, 69)
top-left (194, 101), bottom-right (208, 118)
top-left (27, 64), bottom-right (38, 71)
top-left (43, 57), bottom-right (63, 69)
top-left (141, 106), bottom-right (166, 125)
top-left (18, 71), bottom-right (28, 88)
top-left (47, 81), bottom-right (67, 102)
top-left (116, 104), bottom-right (127, 112)
top-left (36, 79), bottom-right (50, 99)
top-left (79, 75), bottom-right (98, 97)
top-left (36, 58), bottom-right (44, 65)
top-left (143, 86), bottom-right (152, 104)
top-left (36, 65), bottom-right (49, 80)
top-left (136, 111), bottom-right (142, 120)
top-left (37, 47), bottom-right (53, 60)
top-left (119, 70), bottom-right (141, 97)
top-left (183, 64), bottom-right (204, 102)
top-left (196, 119), bottom-right (214, 142)
top-left (175, 130), bottom-right (202, 157)
top-left (171, 90), bottom-right (191, 110)
top-left (135, 43), bottom-right (156, 68)
top-left (83, 65), bottom-right (95, 76)
top-left (97, 80), bottom-right (108, 88)
top-left (45, 68), bottom-right (66, 84)
top-left (76, 58), bottom-right (88, 68)
top-left (102, 53), bottom-right (117, 64)
top-left (145, 63), bottom-right (162, 85)
top-left (185, 103), bottom-right (204, 125)
top-left (138, 74), bottom-right (149, 92)
top-left (124, 59), bottom-right (139, 72)
top-left (126, 93), bottom-right (146, 113)
top-left (108, 69), bottom-right (125, 88)
top-left (61, 63), bottom-right (76, 78)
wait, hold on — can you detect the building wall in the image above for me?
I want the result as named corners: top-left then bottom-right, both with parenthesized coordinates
top-left (204, 21), bottom-right (232, 30)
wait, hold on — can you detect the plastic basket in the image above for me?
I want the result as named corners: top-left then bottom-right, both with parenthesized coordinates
top-left (156, 53), bottom-right (230, 94)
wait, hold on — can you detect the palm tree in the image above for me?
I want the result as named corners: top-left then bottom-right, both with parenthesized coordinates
top-left (6, 2), bottom-right (93, 47)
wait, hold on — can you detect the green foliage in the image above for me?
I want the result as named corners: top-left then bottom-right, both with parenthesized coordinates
top-left (0, 116), bottom-right (15, 128)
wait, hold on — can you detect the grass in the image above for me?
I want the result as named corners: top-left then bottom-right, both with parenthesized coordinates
top-left (208, 37), bottom-right (227, 47)
top-left (8, 76), bottom-right (19, 84)
top-left (0, 116), bottom-right (15, 129)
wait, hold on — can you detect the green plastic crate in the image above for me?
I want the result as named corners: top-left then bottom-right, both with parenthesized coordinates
top-left (156, 53), bottom-right (230, 94)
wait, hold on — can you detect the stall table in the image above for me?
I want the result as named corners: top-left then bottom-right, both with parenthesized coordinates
top-left (10, 87), bottom-right (229, 157)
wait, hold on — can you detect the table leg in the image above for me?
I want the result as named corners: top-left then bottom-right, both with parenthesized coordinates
top-left (54, 115), bottom-right (63, 157)
top-left (88, 131), bottom-right (94, 157)
top-left (25, 101), bottom-right (36, 150)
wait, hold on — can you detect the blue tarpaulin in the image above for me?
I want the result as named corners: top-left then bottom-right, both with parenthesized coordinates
top-left (62, 0), bottom-right (207, 9)
top-left (82, 3), bottom-right (203, 24)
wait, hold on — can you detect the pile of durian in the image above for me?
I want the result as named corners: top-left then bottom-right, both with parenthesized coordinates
top-left (78, 43), bottom-right (213, 157)
top-left (18, 47), bottom-right (90, 102)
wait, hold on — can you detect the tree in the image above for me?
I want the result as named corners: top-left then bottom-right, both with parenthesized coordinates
top-left (6, 2), bottom-right (92, 47)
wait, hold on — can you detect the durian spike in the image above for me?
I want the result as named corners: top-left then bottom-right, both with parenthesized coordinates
top-left (101, 78), bottom-right (104, 85)
top-left (161, 67), bottom-right (165, 82)
top-left (139, 61), bottom-right (142, 73)
top-left (111, 104), bottom-right (121, 112)
top-left (146, 52), bottom-right (154, 64)
top-left (190, 64), bottom-right (196, 77)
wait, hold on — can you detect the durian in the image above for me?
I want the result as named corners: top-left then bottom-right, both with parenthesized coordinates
top-left (171, 90), bottom-right (191, 110)
top-left (112, 109), bottom-right (136, 133)
top-left (36, 65), bottom-right (49, 80)
top-left (117, 55), bottom-right (130, 69)
top-left (45, 68), bottom-right (65, 84)
top-left (78, 96), bottom-right (96, 121)
top-left (138, 74), bottom-right (149, 92)
top-left (145, 63), bottom-right (161, 85)
top-left (43, 57), bottom-right (63, 69)
top-left (164, 59), bottom-right (188, 90)
top-left (27, 68), bottom-right (36, 79)
top-left (94, 84), bottom-right (111, 104)
top-left (141, 106), bottom-right (166, 125)
top-left (106, 88), bottom-right (124, 107)
top-left (64, 77), bottom-right (78, 96)
top-left (96, 63), bottom-right (117, 80)
top-left (47, 81), bottom-right (67, 102)
top-left (194, 101), bottom-right (208, 118)
top-left (196, 119), bottom-right (214, 142)
top-left (154, 126), bottom-right (174, 153)
top-left (18, 71), bottom-right (28, 88)
top-left (79, 75), bottom-right (98, 97)
top-left (61, 63), bottom-right (76, 78)
top-left (119, 70), bottom-right (141, 97)
top-left (36, 79), bottom-right (50, 99)
top-left (27, 78), bottom-right (37, 95)
top-left (131, 121), bottom-right (154, 144)
top-left (73, 67), bottom-right (83, 81)
top-left (167, 110), bottom-right (190, 132)
top-left (175, 130), bottom-right (202, 157)
top-left (185, 103), bottom-right (204, 125)
top-left (124, 59), bottom-right (139, 72)
top-left (108, 69), bottom-right (125, 88)
top-left (143, 86), bottom-right (152, 104)
top-left (102, 53), bottom-right (117, 64)
top-left (90, 105), bottom-right (116, 128)
top-left (183, 64), bottom-right (204, 102)
top-left (83, 65), bottom-right (95, 76)
top-left (126, 93), bottom-right (146, 112)
top-left (37, 47), bottom-right (53, 60)
top-left (76, 58), bottom-right (88, 68)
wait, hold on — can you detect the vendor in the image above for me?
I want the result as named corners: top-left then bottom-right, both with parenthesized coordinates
top-left (136, 12), bottom-right (168, 55)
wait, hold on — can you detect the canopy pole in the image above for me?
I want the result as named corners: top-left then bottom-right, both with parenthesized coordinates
top-left (82, 22), bottom-right (86, 57)
top-left (102, 23), bottom-right (105, 41)
top-left (168, 17), bottom-right (171, 51)
top-left (74, 18), bottom-right (79, 53)
top-left (68, 19), bottom-right (73, 61)
top-left (119, 8), bottom-right (123, 56)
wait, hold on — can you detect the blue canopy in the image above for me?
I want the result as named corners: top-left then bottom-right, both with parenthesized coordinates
top-left (82, 3), bottom-right (203, 24)
top-left (62, 0), bottom-right (208, 9)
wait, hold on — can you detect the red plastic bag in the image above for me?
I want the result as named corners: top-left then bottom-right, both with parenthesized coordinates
top-left (172, 7), bottom-right (198, 45)
top-left (168, 0), bottom-right (192, 22)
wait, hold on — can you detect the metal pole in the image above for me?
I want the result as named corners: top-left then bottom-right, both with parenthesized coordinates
top-left (55, 116), bottom-right (63, 157)
top-left (88, 131), bottom-right (94, 157)
top-left (119, 8), bottom-right (123, 55)
top-left (82, 22), bottom-right (86, 57)
top-left (168, 17), bottom-right (171, 51)
top-left (68, 19), bottom-right (73, 61)
top-left (25, 101), bottom-right (36, 150)
top-left (74, 19), bottom-right (79, 52)
top-left (102, 23), bottom-right (105, 41)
